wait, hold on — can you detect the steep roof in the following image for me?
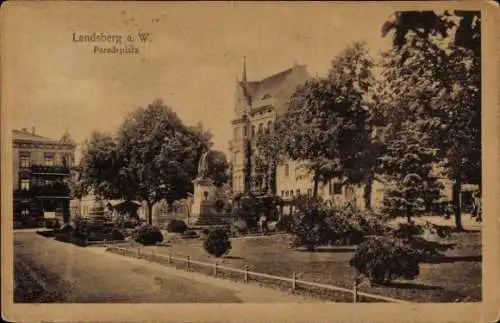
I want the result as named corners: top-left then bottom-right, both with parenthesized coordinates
top-left (238, 64), bottom-right (309, 116)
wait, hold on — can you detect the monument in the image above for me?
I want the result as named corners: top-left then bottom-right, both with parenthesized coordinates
top-left (191, 151), bottom-right (220, 224)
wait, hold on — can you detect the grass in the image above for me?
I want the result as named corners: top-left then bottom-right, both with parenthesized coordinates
top-left (116, 229), bottom-right (482, 303)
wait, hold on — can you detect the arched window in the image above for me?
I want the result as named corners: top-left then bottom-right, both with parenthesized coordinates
top-left (258, 123), bottom-right (263, 134)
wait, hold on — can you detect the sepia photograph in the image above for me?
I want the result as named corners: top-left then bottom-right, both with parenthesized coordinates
top-left (1, 1), bottom-right (498, 322)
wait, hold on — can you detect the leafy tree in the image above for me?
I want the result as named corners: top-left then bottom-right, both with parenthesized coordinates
top-left (115, 99), bottom-right (211, 224)
top-left (206, 150), bottom-right (230, 187)
top-left (380, 10), bottom-right (481, 230)
top-left (254, 129), bottom-right (283, 195)
top-left (76, 131), bottom-right (128, 200)
top-left (278, 42), bottom-right (374, 199)
top-left (77, 99), bottom-right (215, 225)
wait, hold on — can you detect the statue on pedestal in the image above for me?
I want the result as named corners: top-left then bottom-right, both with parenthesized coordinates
top-left (196, 151), bottom-right (210, 180)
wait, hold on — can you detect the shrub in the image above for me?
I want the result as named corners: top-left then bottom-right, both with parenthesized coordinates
top-left (349, 236), bottom-right (420, 284)
top-left (393, 222), bottom-right (423, 240)
top-left (106, 228), bottom-right (125, 241)
top-left (231, 219), bottom-right (248, 235)
top-left (181, 230), bottom-right (200, 239)
top-left (135, 224), bottom-right (164, 245)
top-left (289, 197), bottom-right (330, 250)
top-left (54, 224), bottom-right (74, 243)
top-left (203, 228), bottom-right (232, 257)
top-left (276, 215), bottom-right (294, 233)
top-left (166, 219), bottom-right (188, 233)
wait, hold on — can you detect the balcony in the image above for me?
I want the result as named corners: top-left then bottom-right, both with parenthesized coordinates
top-left (14, 182), bottom-right (71, 199)
top-left (30, 165), bottom-right (70, 175)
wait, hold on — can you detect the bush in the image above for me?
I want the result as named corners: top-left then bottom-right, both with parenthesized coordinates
top-left (166, 219), bottom-right (188, 233)
top-left (203, 228), bottom-right (232, 257)
top-left (135, 224), bottom-right (164, 245)
top-left (349, 236), bottom-right (420, 284)
top-left (289, 197), bottom-right (330, 250)
top-left (276, 215), bottom-right (294, 233)
top-left (181, 230), bottom-right (200, 239)
top-left (393, 222), bottom-right (423, 240)
top-left (231, 219), bottom-right (248, 235)
top-left (54, 224), bottom-right (74, 243)
top-left (105, 228), bottom-right (125, 241)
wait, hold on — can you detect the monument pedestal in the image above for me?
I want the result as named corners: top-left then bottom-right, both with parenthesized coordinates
top-left (191, 178), bottom-right (219, 225)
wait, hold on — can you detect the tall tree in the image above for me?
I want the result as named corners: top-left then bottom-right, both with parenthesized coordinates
top-left (380, 10), bottom-right (481, 230)
top-left (116, 99), bottom-right (212, 224)
top-left (278, 42), bottom-right (374, 199)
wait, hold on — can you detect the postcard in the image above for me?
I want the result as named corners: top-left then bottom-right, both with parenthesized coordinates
top-left (1, 1), bottom-right (498, 322)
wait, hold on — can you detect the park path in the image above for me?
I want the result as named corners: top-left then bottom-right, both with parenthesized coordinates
top-left (14, 231), bottom-right (313, 303)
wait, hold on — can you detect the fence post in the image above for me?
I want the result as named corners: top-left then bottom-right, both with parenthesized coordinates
top-left (213, 262), bottom-right (218, 276)
top-left (244, 265), bottom-right (249, 283)
top-left (292, 272), bottom-right (296, 293)
top-left (186, 256), bottom-right (191, 271)
top-left (353, 278), bottom-right (359, 303)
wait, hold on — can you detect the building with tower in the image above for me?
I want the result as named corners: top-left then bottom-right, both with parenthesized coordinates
top-left (228, 58), bottom-right (386, 210)
top-left (13, 127), bottom-right (76, 225)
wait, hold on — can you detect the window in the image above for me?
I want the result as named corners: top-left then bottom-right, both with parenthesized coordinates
top-left (333, 183), bottom-right (343, 195)
top-left (243, 125), bottom-right (248, 138)
top-left (44, 152), bottom-right (54, 166)
top-left (251, 125), bottom-right (256, 138)
top-left (258, 123), bottom-right (263, 134)
top-left (20, 152), bottom-right (31, 168)
top-left (281, 190), bottom-right (285, 196)
top-left (234, 127), bottom-right (240, 141)
top-left (290, 190), bottom-right (294, 197)
top-left (307, 188), bottom-right (312, 196)
top-left (285, 191), bottom-right (289, 197)
top-left (296, 189), bottom-right (300, 196)
top-left (62, 155), bottom-right (68, 167)
top-left (20, 179), bottom-right (30, 190)
top-left (284, 164), bottom-right (290, 177)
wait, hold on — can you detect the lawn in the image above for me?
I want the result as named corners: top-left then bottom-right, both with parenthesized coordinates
top-left (113, 229), bottom-right (482, 303)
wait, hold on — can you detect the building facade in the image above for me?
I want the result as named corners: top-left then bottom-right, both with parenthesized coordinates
top-left (13, 128), bottom-right (76, 223)
top-left (227, 59), bottom-right (378, 209)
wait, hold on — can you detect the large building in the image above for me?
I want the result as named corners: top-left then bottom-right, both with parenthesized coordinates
top-left (13, 127), bottom-right (76, 223)
top-left (227, 59), bottom-right (383, 209)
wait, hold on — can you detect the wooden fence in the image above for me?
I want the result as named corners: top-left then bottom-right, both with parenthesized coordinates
top-left (105, 245), bottom-right (412, 304)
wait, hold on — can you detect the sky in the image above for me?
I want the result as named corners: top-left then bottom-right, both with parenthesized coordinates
top-left (5, 2), bottom-right (396, 161)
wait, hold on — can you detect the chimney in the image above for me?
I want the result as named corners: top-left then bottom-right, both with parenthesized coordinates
top-left (32, 126), bottom-right (36, 135)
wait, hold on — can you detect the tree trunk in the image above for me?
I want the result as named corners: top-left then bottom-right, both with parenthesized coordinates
top-left (313, 171), bottom-right (319, 198)
top-left (452, 175), bottom-right (463, 231)
top-left (146, 201), bottom-right (153, 225)
top-left (364, 173), bottom-right (373, 211)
